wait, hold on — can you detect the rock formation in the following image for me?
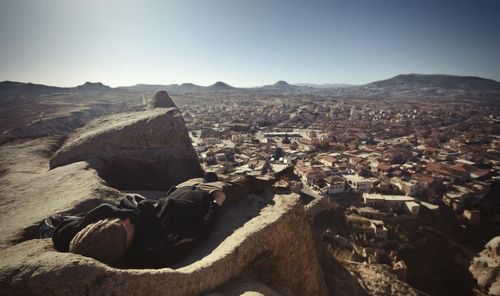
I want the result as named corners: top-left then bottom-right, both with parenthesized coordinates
top-left (148, 90), bottom-right (176, 109)
top-left (0, 193), bottom-right (328, 296)
top-left (470, 236), bottom-right (500, 295)
top-left (0, 102), bottom-right (127, 145)
top-left (0, 137), bottom-right (121, 250)
top-left (49, 107), bottom-right (202, 190)
top-left (0, 92), bottom-right (330, 295)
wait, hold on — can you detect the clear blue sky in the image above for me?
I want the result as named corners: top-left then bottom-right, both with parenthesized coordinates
top-left (1, 0), bottom-right (499, 87)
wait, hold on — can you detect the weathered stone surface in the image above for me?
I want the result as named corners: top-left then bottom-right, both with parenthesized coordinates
top-left (0, 137), bottom-right (120, 250)
top-left (0, 193), bottom-right (328, 296)
top-left (206, 277), bottom-right (283, 296)
top-left (0, 102), bottom-right (328, 296)
top-left (149, 90), bottom-right (176, 109)
top-left (0, 103), bottom-right (128, 145)
top-left (470, 236), bottom-right (500, 296)
top-left (348, 263), bottom-right (418, 296)
top-left (49, 108), bottom-right (202, 190)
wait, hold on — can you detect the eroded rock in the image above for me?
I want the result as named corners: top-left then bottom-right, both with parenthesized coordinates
top-left (149, 90), bottom-right (176, 109)
top-left (49, 107), bottom-right (202, 190)
top-left (0, 193), bottom-right (328, 296)
top-left (470, 236), bottom-right (500, 295)
top-left (0, 137), bottom-right (120, 249)
top-left (0, 99), bottom-right (329, 295)
top-left (206, 277), bottom-right (283, 296)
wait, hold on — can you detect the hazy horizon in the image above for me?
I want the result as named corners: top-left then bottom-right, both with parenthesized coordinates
top-left (1, 0), bottom-right (499, 87)
top-left (4, 72), bottom-right (500, 89)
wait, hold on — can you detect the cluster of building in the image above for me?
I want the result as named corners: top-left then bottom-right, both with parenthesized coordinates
top-left (177, 95), bottom-right (499, 278)
top-left (179, 97), bottom-right (499, 226)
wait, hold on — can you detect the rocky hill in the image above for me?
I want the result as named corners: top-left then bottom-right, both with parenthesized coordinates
top-left (177, 82), bottom-right (204, 92)
top-left (263, 80), bottom-right (293, 89)
top-left (75, 81), bottom-right (111, 92)
top-left (207, 81), bottom-right (234, 91)
top-left (352, 74), bottom-right (500, 100)
top-left (364, 74), bottom-right (500, 91)
top-left (0, 81), bottom-right (111, 97)
top-left (4, 73), bottom-right (500, 99)
top-left (0, 81), bottom-right (61, 96)
top-left (470, 236), bottom-right (500, 295)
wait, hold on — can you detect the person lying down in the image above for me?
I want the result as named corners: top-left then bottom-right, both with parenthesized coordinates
top-left (42, 173), bottom-right (276, 268)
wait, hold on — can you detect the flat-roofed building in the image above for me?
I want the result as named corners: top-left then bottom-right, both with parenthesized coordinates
top-left (391, 178), bottom-right (419, 196)
top-left (324, 176), bottom-right (346, 195)
top-left (382, 195), bottom-right (414, 210)
top-left (363, 193), bottom-right (385, 207)
top-left (363, 193), bottom-right (419, 215)
top-left (344, 175), bottom-right (373, 193)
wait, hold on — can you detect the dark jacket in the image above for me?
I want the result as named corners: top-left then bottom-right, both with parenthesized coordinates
top-left (123, 186), bottom-right (221, 268)
top-left (52, 185), bottom-right (221, 268)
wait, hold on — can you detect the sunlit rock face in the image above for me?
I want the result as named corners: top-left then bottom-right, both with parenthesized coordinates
top-left (0, 193), bottom-right (328, 296)
top-left (470, 236), bottom-right (500, 296)
top-left (148, 90), bottom-right (176, 109)
top-left (49, 107), bottom-right (202, 190)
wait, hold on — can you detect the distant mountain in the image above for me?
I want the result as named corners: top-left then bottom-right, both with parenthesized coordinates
top-left (0, 81), bottom-right (112, 96)
top-left (260, 80), bottom-right (356, 93)
top-left (179, 83), bottom-right (200, 88)
top-left (2, 74), bottom-right (500, 100)
top-left (119, 83), bottom-right (204, 93)
top-left (273, 80), bottom-right (291, 88)
top-left (76, 82), bottom-right (111, 92)
top-left (0, 81), bottom-right (60, 96)
top-left (347, 74), bottom-right (500, 100)
top-left (119, 84), bottom-right (175, 92)
top-left (258, 80), bottom-right (300, 95)
top-left (260, 80), bottom-right (294, 89)
top-left (125, 81), bottom-right (235, 93)
top-left (363, 74), bottom-right (500, 91)
top-left (207, 81), bottom-right (234, 91)
top-left (120, 82), bottom-right (220, 93)
top-left (174, 83), bottom-right (204, 92)
top-left (295, 83), bottom-right (355, 89)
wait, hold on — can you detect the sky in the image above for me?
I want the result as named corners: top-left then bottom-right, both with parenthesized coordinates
top-left (0, 0), bottom-right (499, 87)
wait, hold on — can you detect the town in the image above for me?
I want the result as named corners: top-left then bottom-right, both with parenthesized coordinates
top-left (181, 96), bottom-right (498, 217)
top-left (176, 94), bottom-right (500, 294)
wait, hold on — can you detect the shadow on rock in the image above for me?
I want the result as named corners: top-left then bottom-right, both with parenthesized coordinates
top-left (176, 190), bottom-right (276, 267)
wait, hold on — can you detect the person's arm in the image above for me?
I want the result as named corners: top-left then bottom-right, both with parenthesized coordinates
top-left (198, 191), bottom-right (225, 238)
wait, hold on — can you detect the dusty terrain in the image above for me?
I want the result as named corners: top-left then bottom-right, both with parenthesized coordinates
top-left (0, 137), bottom-right (121, 249)
top-left (1, 85), bottom-right (495, 295)
top-left (0, 90), bottom-right (329, 295)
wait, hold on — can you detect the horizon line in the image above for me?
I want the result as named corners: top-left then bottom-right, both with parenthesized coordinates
top-left (2, 72), bottom-right (500, 89)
